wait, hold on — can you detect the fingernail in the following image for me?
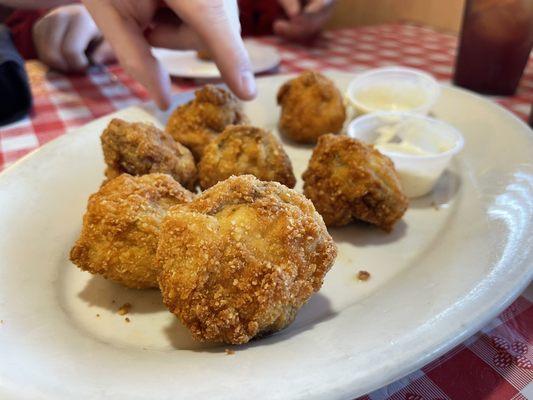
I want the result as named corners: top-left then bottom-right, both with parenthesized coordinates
top-left (241, 70), bottom-right (257, 99)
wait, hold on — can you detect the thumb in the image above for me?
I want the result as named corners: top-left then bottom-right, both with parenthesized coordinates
top-left (168, 0), bottom-right (256, 100)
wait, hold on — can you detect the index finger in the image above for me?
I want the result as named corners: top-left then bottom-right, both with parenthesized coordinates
top-left (82, 0), bottom-right (172, 109)
top-left (169, 0), bottom-right (257, 100)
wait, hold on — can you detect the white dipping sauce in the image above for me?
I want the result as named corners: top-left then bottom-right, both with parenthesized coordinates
top-left (347, 112), bottom-right (464, 198)
top-left (373, 122), bottom-right (453, 157)
top-left (355, 83), bottom-right (429, 112)
top-left (370, 119), bottom-right (456, 197)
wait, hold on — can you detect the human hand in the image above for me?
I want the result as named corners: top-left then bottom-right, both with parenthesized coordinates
top-left (32, 4), bottom-right (115, 72)
top-left (82, 0), bottom-right (256, 109)
top-left (274, 0), bottom-right (335, 41)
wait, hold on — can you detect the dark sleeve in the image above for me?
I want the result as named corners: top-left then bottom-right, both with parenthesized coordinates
top-left (0, 24), bottom-right (32, 126)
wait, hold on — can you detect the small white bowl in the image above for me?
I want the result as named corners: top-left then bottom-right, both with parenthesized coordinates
top-left (346, 67), bottom-right (441, 115)
top-left (347, 111), bottom-right (464, 198)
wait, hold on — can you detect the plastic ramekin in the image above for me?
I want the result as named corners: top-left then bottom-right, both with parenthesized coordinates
top-left (346, 67), bottom-right (441, 116)
top-left (347, 111), bottom-right (464, 198)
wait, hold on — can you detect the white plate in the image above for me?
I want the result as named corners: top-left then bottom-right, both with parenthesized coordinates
top-left (152, 41), bottom-right (281, 79)
top-left (0, 73), bottom-right (532, 400)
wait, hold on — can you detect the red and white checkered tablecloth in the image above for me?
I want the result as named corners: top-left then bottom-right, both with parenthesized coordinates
top-left (0, 23), bottom-right (531, 399)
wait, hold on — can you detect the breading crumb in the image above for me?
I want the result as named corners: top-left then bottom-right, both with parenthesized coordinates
top-left (357, 270), bottom-right (371, 281)
top-left (125, 317), bottom-right (131, 323)
top-left (118, 303), bottom-right (132, 315)
top-left (430, 201), bottom-right (440, 211)
top-left (96, 314), bottom-right (100, 318)
top-left (225, 348), bottom-right (235, 355)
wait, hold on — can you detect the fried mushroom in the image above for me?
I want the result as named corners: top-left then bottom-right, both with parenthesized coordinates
top-left (166, 85), bottom-right (248, 159)
top-left (302, 134), bottom-right (408, 231)
top-left (101, 118), bottom-right (197, 191)
top-left (157, 175), bottom-right (337, 344)
top-left (198, 125), bottom-right (296, 189)
top-left (70, 173), bottom-right (194, 289)
top-left (277, 71), bottom-right (346, 143)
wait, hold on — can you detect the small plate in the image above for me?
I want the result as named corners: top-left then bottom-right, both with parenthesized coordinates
top-left (152, 40), bottom-right (281, 79)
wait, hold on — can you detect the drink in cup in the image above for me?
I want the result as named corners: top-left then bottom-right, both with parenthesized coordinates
top-left (454, 0), bottom-right (533, 95)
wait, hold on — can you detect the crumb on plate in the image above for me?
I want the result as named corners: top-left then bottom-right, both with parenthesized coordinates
top-left (125, 317), bottom-right (131, 323)
top-left (118, 303), bottom-right (132, 315)
top-left (225, 348), bottom-right (235, 355)
top-left (357, 270), bottom-right (371, 281)
top-left (430, 201), bottom-right (440, 211)
top-left (96, 314), bottom-right (100, 318)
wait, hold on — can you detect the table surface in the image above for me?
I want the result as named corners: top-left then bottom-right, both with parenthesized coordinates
top-left (0, 23), bottom-right (532, 400)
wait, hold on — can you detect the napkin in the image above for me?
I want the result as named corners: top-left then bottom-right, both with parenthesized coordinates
top-left (0, 24), bottom-right (32, 126)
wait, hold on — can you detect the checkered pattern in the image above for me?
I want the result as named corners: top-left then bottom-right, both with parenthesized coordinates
top-left (357, 296), bottom-right (533, 400)
top-left (0, 23), bottom-right (531, 399)
top-left (0, 62), bottom-right (150, 168)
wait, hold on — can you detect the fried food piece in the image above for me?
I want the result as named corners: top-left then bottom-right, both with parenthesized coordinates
top-left (166, 85), bottom-right (248, 159)
top-left (157, 175), bottom-right (337, 344)
top-left (302, 134), bottom-right (408, 231)
top-left (277, 71), bottom-right (346, 144)
top-left (70, 173), bottom-right (194, 289)
top-left (196, 49), bottom-right (213, 61)
top-left (101, 119), bottom-right (197, 191)
top-left (198, 125), bottom-right (296, 190)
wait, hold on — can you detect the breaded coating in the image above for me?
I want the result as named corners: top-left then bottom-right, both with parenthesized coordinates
top-left (101, 118), bottom-right (197, 191)
top-left (196, 49), bottom-right (212, 61)
top-left (156, 175), bottom-right (337, 344)
top-left (302, 134), bottom-right (408, 231)
top-left (198, 125), bottom-right (296, 190)
top-left (166, 85), bottom-right (248, 159)
top-left (277, 71), bottom-right (346, 143)
top-left (70, 174), bottom-right (194, 289)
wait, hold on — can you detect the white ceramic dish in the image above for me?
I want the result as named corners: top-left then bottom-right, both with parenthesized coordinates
top-left (0, 73), bottom-right (532, 400)
top-left (152, 41), bottom-right (281, 79)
